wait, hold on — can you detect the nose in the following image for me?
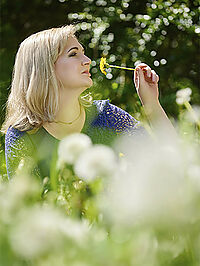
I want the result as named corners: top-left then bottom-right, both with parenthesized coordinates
top-left (81, 54), bottom-right (91, 66)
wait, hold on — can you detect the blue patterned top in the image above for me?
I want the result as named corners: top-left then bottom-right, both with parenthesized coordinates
top-left (5, 99), bottom-right (144, 179)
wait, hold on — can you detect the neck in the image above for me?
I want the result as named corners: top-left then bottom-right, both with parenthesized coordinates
top-left (43, 91), bottom-right (86, 140)
top-left (55, 92), bottom-right (81, 123)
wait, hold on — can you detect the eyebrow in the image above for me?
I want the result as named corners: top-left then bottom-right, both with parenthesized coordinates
top-left (67, 46), bottom-right (85, 53)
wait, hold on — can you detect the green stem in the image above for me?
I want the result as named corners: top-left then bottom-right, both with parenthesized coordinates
top-left (107, 64), bottom-right (136, 71)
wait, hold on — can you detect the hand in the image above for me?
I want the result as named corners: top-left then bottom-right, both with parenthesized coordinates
top-left (133, 63), bottom-right (159, 106)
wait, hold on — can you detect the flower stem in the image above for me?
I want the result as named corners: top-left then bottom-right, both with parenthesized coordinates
top-left (108, 64), bottom-right (136, 71)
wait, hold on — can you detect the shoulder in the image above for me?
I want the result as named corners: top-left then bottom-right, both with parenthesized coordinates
top-left (5, 126), bottom-right (26, 148)
top-left (92, 99), bottom-right (137, 120)
top-left (92, 99), bottom-right (110, 112)
top-left (92, 99), bottom-right (140, 133)
top-left (5, 126), bottom-right (32, 151)
top-left (5, 126), bottom-right (36, 178)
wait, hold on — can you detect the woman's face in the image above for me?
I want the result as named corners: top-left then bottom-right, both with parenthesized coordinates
top-left (55, 36), bottom-right (93, 92)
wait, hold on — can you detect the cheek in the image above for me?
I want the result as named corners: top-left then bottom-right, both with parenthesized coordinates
top-left (55, 60), bottom-right (73, 82)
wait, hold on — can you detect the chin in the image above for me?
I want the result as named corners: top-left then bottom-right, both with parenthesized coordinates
top-left (83, 77), bottom-right (93, 88)
top-left (88, 77), bottom-right (93, 87)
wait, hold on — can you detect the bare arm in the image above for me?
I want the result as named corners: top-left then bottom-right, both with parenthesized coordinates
top-left (133, 63), bottom-right (176, 137)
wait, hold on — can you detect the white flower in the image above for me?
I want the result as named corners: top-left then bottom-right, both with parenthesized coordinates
top-left (10, 206), bottom-right (64, 259)
top-left (0, 175), bottom-right (40, 224)
top-left (59, 218), bottom-right (90, 244)
top-left (188, 164), bottom-right (200, 191)
top-left (9, 205), bottom-right (91, 259)
top-left (74, 145), bottom-right (117, 182)
top-left (176, 87), bottom-right (192, 105)
top-left (58, 133), bottom-right (92, 165)
top-left (100, 133), bottom-right (189, 226)
top-left (184, 105), bottom-right (200, 124)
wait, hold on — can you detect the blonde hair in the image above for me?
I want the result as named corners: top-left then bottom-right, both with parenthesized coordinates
top-left (1, 25), bottom-right (92, 134)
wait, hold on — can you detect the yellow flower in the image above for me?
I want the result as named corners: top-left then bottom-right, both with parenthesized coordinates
top-left (100, 57), bottom-right (136, 76)
top-left (100, 57), bottom-right (109, 75)
top-left (119, 152), bottom-right (125, 158)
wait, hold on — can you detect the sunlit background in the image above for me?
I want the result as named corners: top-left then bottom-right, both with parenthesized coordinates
top-left (0, 0), bottom-right (199, 124)
top-left (0, 1), bottom-right (200, 265)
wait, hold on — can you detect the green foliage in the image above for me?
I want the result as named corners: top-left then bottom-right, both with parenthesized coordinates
top-left (0, 2), bottom-right (200, 264)
top-left (0, 112), bottom-right (200, 265)
top-left (0, 0), bottom-right (199, 127)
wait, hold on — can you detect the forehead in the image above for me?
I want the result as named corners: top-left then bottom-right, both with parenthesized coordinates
top-left (65, 36), bottom-right (84, 50)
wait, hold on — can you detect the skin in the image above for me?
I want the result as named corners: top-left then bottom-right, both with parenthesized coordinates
top-left (43, 36), bottom-right (92, 139)
top-left (44, 36), bottom-right (175, 140)
top-left (134, 63), bottom-right (176, 137)
top-left (54, 36), bottom-right (93, 93)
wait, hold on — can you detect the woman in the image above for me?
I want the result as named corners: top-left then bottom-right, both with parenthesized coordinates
top-left (1, 25), bottom-right (175, 179)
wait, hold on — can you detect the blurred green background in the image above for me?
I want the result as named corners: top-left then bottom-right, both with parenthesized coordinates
top-left (0, 0), bottom-right (200, 175)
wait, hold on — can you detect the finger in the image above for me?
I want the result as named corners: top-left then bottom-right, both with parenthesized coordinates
top-left (135, 63), bottom-right (152, 73)
top-left (152, 71), bottom-right (156, 82)
top-left (137, 67), bottom-right (145, 85)
top-left (146, 67), bottom-right (152, 78)
top-left (151, 70), bottom-right (157, 82)
top-left (135, 63), bottom-right (148, 69)
top-left (135, 64), bottom-right (147, 75)
top-left (133, 69), bottom-right (139, 89)
top-left (134, 67), bottom-right (137, 83)
top-left (135, 64), bottom-right (152, 80)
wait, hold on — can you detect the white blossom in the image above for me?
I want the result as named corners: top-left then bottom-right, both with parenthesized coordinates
top-left (184, 105), bottom-right (200, 124)
top-left (10, 206), bottom-right (64, 259)
top-left (59, 218), bottom-right (90, 244)
top-left (58, 133), bottom-right (92, 165)
top-left (0, 175), bottom-right (40, 224)
top-left (9, 205), bottom-right (90, 259)
top-left (176, 87), bottom-right (192, 105)
top-left (74, 145), bottom-right (117, 182)
top-left (188, 164), bottom-right (200, 191)
top-left (99, 133), bottom-right (191, 226)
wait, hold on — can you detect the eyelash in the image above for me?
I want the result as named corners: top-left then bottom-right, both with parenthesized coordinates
top-left (69, 50), bottom-right (85, 57)
top-left (69, 52), bottom-right (77, 57)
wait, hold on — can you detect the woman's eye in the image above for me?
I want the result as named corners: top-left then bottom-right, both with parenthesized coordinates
top-left (69, 52), bottom-right (77, 57)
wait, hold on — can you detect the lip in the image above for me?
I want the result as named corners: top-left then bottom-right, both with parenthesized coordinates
top-left (82, 71), bottom-right (91, 76)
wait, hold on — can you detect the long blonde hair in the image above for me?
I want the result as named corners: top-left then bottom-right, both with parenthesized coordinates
top-left (1, 25), bottom-right (92, 134)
